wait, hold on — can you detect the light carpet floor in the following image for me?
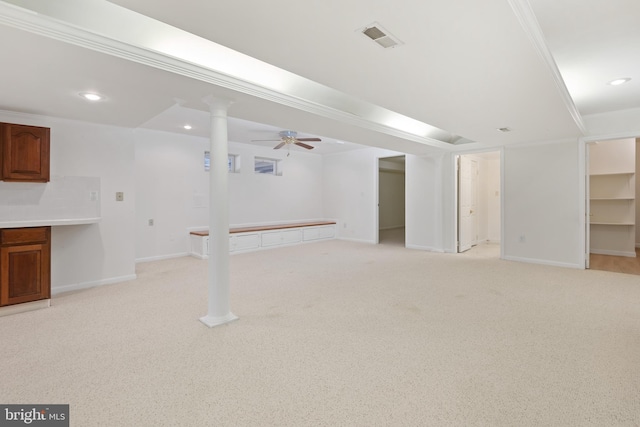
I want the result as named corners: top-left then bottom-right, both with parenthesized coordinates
top-left (1, 239), bottom-right (640, 426)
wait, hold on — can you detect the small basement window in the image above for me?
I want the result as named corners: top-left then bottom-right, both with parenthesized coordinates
top-left (204, 152), bottom-right (240, 173)
top-left (228, 154), bottom-right (239, 173)
top-left (254, 157), bottom-right (281, 176)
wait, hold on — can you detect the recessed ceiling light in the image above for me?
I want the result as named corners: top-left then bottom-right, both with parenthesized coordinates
top-left (496, 127), bottom-right (512, 133)
top-left (608, 78), bottom-right (631, 86)
top-left (183, 124), bottom-right (192, 130)
top-left (79, 92), bottom-right (103, 101)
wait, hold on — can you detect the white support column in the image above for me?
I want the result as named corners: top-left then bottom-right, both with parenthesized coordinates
top-left (199, 97), bottom-right (238, 328)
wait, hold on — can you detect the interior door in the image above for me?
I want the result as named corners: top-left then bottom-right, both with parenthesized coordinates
top-left (458, 156), bottom-right (479, 252)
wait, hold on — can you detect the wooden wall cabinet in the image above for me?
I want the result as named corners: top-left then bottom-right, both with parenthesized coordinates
top-left (0, 227), bottom-right (51, 307)
top-left (0, 123), bottom-right (50, 182)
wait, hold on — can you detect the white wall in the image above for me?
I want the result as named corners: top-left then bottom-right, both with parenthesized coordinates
top-left (0, 176), bottom-right (100, 225)
top-left (405, 154), bottom-right (443, 251)
top-left (503, 140), bottom-right (582, 268)
top-left (583, 108), bottom-right (640, 136)
top-left (323, 147), bottom-right (403, 243)
top-left (486, 156), bottom-right (501, 242)
top-left (134, 131), bottom-right (325, 261)
top-left (135, 130), bottom-right (210, 261)
top-left (50, 119), bottom-right (137, 292)
top-left (228, 141), bottom-right (324, 226)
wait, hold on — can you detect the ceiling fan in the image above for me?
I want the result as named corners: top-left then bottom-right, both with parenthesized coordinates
top-left (253, 130), bottom-right (321, 150)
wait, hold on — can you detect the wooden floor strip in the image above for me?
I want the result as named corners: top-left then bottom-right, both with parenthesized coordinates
top-left (589, 249), bottom-right (640, 275)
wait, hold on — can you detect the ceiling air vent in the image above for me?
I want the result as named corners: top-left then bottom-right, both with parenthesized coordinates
top-left (360, 22), bottom-right (403, 49)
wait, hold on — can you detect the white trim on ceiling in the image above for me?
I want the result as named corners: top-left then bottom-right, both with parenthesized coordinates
top-left (507, 0), bottom-right (588, 136)
top-left (0, 0), bottom-right (461, 150)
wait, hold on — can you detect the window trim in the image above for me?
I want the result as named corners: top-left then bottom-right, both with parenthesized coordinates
top-left (254, 156), bottom-right (281, 176)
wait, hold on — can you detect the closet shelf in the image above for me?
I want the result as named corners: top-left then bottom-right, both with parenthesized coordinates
top-left (590, 171), bottom-right (635, 176)
top-left (590, 222), bottom-right (634, 226)
top-left (590, 197), bottom-right (634, 201)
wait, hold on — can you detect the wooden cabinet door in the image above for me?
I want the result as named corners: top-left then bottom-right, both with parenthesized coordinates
top-left (1, 123), bottom-right (50, 182)
top-left (0, 228), bottom-right (51, 307)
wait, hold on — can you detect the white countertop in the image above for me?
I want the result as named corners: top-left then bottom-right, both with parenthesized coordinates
top-left (0, 217), bottom-right (101, 228)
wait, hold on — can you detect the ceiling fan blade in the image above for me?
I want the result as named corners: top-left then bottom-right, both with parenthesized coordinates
top-left (294, 141), bottom-right (314, 150)
top-left (274, 141), bottom-right (286, 149)
top-left (296, 138), bottom-right (321, 142)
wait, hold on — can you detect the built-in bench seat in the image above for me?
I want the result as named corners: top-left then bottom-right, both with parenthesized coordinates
top-left (190, 221), bottom-right (336, 259)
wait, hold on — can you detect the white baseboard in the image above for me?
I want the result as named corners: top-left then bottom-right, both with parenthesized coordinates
top-left (503, 255), bottom-right (582, 269)
top-left (136, 252), bottom-right (189, 263)
top-left (590, 249), bottom-right (637, 258)
top-left (405, 244), bottom-right (445, 253)
top-left (337, 237), bottom-right (376, 244)
top-left (51, 274), bottom-right (137, 295)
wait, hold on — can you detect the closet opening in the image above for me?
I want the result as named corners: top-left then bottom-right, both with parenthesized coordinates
top-left (587, 137), bottom-right (640, 275)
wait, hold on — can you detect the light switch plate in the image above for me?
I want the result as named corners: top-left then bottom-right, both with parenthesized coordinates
top-left (116, 192), bottom-right (124, 201)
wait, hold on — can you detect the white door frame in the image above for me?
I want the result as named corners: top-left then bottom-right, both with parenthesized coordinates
top-left (585, 142), bottom-right (591, 269)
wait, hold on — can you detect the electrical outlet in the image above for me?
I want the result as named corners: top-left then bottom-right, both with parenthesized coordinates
top-left (89, 191), bottom-right (98, 201)
top-left (148, 219), bottom-right (154, 226)
top-left (116, 192), bottom-right (124, 201)
top-left (519, 235), bottom-right (526, 243)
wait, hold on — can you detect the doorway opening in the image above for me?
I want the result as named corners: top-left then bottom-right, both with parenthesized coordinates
top-left (586, 137), bottom-right (640, 275)
top-left (378, 155), bottom-right (406, 246)
top-left (455, 151), bottom-right (501, 257)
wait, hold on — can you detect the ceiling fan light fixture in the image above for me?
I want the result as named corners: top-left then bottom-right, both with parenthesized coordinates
top-left (253, 130), bottom-right (319, 150)
top-left (183, 124), bottom-right (192, 130)
top-left (608, 78), bottom-right (631, 86)
top-left (279, 130), bottom-right (297, 139)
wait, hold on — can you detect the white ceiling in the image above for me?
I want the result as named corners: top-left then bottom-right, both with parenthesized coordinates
top-left (0, 0), bottom-right (638, 155)
top-left (529, 0), bottom-right (640, 116)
